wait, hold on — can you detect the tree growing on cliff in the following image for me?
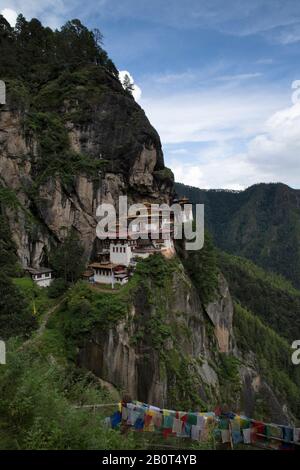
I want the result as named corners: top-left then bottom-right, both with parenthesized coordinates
top-left (0, 15), bottom-right (119, 84)
top-left (0, 215), bottom-right (19, 277)
top-left (122, 74), bottom-right (134, 94)
top-left (177, 230), bottom-right (219, 306)
top-left (0, 273), bottom-right (36, 340)
top-left (49, 230), bottom-right (85, 284)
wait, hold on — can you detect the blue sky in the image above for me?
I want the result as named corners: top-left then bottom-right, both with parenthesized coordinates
top-left (1, 0), bottom-right (300, 189)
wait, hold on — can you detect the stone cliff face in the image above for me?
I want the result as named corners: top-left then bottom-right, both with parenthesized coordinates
top-left (206, 273), bottom-right (234, 354)
top-left (78, 267), bottom-right (233, 409)
top-left (77, 264), bottom-right (293, 422)
top-left (0, 69), bottom-right (173, 267)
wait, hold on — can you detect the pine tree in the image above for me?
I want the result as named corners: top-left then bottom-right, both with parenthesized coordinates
top-left (122, 74), bottom-right (134, 94)
top-left (178, 230), bottom-right (219, 305)
top-left (49, 230), bottom-right (85, 283)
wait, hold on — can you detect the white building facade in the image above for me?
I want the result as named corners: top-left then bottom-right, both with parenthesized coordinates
top-left (26, 268), bottom-right (54, 288)
top-left (110, 242), bottom-right (133, 267)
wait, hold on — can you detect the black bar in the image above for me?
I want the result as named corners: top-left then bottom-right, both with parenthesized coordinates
top-left (0, 449), bottom-right (298, 467)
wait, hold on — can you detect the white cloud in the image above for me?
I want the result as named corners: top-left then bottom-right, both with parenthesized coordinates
top-left (265, 22), bottom-right (300, 45)
top-left (245, 101), bottom-right (300, 179)
top-left (168, 142), bottom-right (256, 190)
top-left (154, 71), bottom-right (196, 85)
top-left (163, 92), bottom-right (300, 190)
top-left (1, 7), bottom-right (17, 26)
top-left (140, 74), bottom-right (300, 189)
top-left (170, 154), bottom-right (254, 190)
top-left (141, 87), bottom-right (287, 145)
top-left (119, 70), bottom-right (142, 101)
top-left (0, 0), bottom-right (74, 29)
top-left (214, 72), bottom-right (262, 83)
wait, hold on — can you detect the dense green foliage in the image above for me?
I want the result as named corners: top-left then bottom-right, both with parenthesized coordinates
top-left (177, 231), bottom-right (219, 305)
top-left (0, 273), bottom-right (36, 340)
top-left (49, 230), bottom-right (85, 283)
top-left (0, 186), bottom-right (21, 211)
top-left (134, 252), bottom-right (178, 287)
top-left (219, 251), bottom-right (300, 341)
top-left (48, 278), bottom-right (69, 299)
top-left (0, 213), bottom-right (20, 277)
top-left (0, 340), bottom-right (138, 450)
top-left (0, 15), bottom-right (118, 86)
top-left (0, 338), bottom-right (213, 450)
top-left (217, 354), bottom-right (242, 407)
top-left (13, 277), bottom-right (54, 316)
top-left (153, 167), bottom-right (175, 184)
top-left (0, 212), bottom-right (36, 339)
top-left (57, 282), bottom-right (128, 345)
top-left (234, 303), bottom-right (300, 417)
top-left (175, 182), bottom-right (300, 288)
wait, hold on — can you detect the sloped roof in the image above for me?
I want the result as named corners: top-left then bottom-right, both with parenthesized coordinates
top-left (26, 267), bottom-right (53, 275)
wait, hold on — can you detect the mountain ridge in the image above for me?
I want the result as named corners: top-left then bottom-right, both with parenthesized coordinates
top-left (175, 181), bottom-right (300, 288)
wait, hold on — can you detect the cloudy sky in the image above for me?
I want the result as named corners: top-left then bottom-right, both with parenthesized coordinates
top-left (1, 0), bottom-right (300, 189)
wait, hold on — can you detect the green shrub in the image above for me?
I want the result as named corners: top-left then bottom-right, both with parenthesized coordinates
top-left (234, 303), bottom-right (300, 416)
top-left (0, 342), bottom-right (136, 450)
top-left (0, 274), bottom-right (36, 340)
top-left (48, 278), bottom-right (69, 298)
top-left (178, 231), bottom-right (219, 305)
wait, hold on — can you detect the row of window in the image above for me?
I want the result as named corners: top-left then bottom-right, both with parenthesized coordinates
top-left (112, 246), bottom-right (127, 253)
top-left (34, 273), bottom-right (51, 279)
top-left (95, 269), bottom-right (112, 276)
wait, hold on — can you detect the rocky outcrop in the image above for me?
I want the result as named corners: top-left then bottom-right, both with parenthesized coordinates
top-left (78, 268), bottom-right (233, 408)
top-left (0, 69), bottom-right (173, 267)
top-left (239, 365), bottom-right (293, 425)
top-left (206, 274), bottom-right (234, 353)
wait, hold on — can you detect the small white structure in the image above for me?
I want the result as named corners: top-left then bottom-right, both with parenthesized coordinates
top-left (114, 270), bottom-right (129, 285)
top-left (110, 241), bottom-right (133, 267)
top-left (90, 263), bottom-right (115, 285)
top-left (26, 267), bottom-right (54, 288)
top-left (89, 262), bottom-right (129, 287)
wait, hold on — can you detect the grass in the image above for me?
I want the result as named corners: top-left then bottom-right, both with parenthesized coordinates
top-left (90, 282), bottom-right (122, 292)
top-left (13, 277), bottom-right (55, 322)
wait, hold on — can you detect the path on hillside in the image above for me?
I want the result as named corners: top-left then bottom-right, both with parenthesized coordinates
top-left (35, 298), bottom-right (65, 338)
top-left (18, 297), bottom-right (65, 351)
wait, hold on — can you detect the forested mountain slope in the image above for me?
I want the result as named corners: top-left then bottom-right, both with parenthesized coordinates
top-left (175, 182), bottom-right (300, 288)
